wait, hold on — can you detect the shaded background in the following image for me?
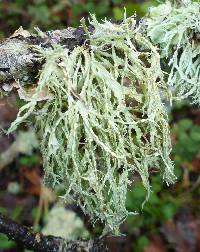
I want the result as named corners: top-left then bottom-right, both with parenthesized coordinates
top-left (0, 0), bottom-right (157, 38)
top-left (0, 1), bottom-right (200, 252)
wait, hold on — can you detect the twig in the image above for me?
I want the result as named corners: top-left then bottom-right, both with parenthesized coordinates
top-left (0, 213), bottom-right (107, 252)
top-left (188, 175), bottom-right (200, 193)
top-left (0, 26), bottom-right (87, 87)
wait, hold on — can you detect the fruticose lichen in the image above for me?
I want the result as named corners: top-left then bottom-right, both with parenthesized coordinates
top-left (147, 0), bottom-right (200, 104)
top-left (8, 15), bottom-right (175, 233)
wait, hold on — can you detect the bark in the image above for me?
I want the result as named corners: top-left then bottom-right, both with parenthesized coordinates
top-left (0, 213), bottom-right (107, 252)
top-left (0, 26), bottom-right (87, 88)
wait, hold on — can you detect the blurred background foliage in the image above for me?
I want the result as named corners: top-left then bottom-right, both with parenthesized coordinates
top-left (0, 0), bottom-right (157, 39)
top-left (0, 1), bottom-right (200, 252)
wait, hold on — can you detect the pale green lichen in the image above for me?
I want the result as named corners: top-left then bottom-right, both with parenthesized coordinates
top-left (147, 0), bottom-right (200, 104)
top-left (8, 15), bottom-right (175, 233)
top-left (42, 203), bottom-right (90, 240)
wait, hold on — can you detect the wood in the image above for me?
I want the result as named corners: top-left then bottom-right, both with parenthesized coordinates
top-left (0, 213), bottom-right (107, 252)
top-left (0, 26), bottom-right (87, 87)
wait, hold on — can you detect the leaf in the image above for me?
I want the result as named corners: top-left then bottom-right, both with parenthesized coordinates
top-left (161, 204), bottom-right (176, 220)
top-left (144, 235), bottom-right (167, 252)
top-left (136, 236), bottom-right (149, 251)
top-left (161, 211), bottom-right (200, 252)
top-left (113, 7), bottom-right (124, 21)
top-left (191, 158), bottom-right (200, 173)
top-left (0, 234), bottom-right (16, 249)
top-left (178, 119), bottom-right (192, 131)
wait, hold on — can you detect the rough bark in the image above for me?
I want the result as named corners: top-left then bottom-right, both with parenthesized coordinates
top-left (0, 26), bottom-right (87, 89)
top-left (0, 213), bottom-right (107, 252)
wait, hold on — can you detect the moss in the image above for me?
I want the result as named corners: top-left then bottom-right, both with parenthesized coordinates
top-left (147, 0), bottom-right (200, 104)
top-left (8, 15), bottom-right (175, 233)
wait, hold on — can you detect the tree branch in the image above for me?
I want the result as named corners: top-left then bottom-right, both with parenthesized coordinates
top-left (0, 213), bottom-right (107, 252)
top-left (0, 26), bottom-right (87, 88)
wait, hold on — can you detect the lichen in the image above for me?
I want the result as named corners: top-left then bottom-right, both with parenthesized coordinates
top-left (147, 0), bottom-right (200, 104)
top-left (42, 203), bottom-right (90, 240)
top-left (8, 15), bottom-right (175, 233)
